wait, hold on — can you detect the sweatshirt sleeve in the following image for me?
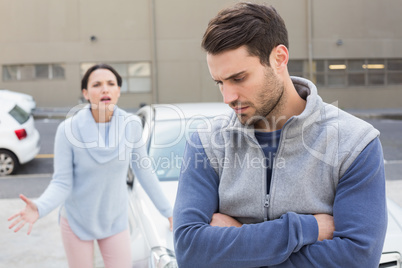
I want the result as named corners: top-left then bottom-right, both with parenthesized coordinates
top-left (34, 121), bottom-right (74, 218)
top-left (173, 132), bottom-right (319, 268)
top-left (273, 137), bottom-right (387, 267)
top-left (130, 135), bottom-right (173, 219)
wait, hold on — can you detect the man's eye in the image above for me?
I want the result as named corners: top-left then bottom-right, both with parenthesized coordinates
top-left (215, 81), bottom-right (223, 86)
top-left (234, 77), bottom-right (244, 82)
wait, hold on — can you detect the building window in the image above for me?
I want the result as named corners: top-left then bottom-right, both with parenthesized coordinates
top-left (80, 62), bottom-right (151, 93)
top-left (288, 58), bottom-right (402, 87)
top-left (327, 60), bottom-right (347, 87)
top-left (347, 59), bottom-right (365, 86)
top-left (388, 59), bottom-right (402, 85)
top-left (367, 59), bottom-right (385, 86)
top-left (2, 64), bottom-right (65, 81)
top-left (287, 60), bottom-right (305, 78)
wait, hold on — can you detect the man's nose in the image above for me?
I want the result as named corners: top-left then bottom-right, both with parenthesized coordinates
top-left (221, 85), bottom-right (239, 104)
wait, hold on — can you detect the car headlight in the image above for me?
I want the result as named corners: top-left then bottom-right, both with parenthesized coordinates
top-left (149, 246), bottom-right (178, 268)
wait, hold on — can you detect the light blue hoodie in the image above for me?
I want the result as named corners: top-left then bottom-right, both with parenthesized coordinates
top-left (35, 106), bottom-right (172, 240)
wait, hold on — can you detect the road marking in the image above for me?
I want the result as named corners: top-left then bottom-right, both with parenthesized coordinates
top-left (35, 154), bottom-right (54, 159)
top-left (384, 160), bottom-right (402, 165)
top-left (0, 173), bottom-right (52, 179)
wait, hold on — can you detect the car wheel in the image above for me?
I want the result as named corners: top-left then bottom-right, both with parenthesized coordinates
top-left (0, 150), bottom-right (19, 176)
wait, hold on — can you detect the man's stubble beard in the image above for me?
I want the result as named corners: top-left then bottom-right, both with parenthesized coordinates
top-left (238, 68), bottom-right (286, 129)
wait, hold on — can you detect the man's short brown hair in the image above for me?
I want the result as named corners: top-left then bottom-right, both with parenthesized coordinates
top-left (201, 2), bottom-right (289, 66)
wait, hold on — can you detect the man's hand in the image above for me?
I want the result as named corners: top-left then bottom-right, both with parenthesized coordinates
top-left (210, 213), bottom-right (243, 227)
top-left (314, 214), bottom-right (334, 241)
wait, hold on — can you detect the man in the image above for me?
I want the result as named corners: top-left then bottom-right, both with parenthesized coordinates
top-left (173, 2), bottom-right (387, 267)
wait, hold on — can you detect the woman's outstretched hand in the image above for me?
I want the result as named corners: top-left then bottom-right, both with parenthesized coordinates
top-left (8, 194), bottom-right (39, 235)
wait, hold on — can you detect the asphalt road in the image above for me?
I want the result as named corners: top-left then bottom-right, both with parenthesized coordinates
top-left (0, 114), bottom-right (401, 268)
top-left (1, 116), bottom-right (402, 196)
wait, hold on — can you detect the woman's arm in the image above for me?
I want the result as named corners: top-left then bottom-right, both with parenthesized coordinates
top-left (33, 121), bottom-right (74, 218)
top-left (130, 138), bottom-right (173, 219)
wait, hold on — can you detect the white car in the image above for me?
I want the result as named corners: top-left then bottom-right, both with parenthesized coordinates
top-left (127, 103), bottom-right (402, 268)
top-left (0, 99), bottom-right (40, 175)
top-left (0, 89), bottom-right (36, 114)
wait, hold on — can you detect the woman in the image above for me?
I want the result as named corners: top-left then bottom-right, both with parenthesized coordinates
top-left (8, 64), bottom-right (173, 267)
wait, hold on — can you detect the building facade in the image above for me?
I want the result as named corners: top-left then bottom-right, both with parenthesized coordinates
top-left (0, 0), bottom-right (401, 109)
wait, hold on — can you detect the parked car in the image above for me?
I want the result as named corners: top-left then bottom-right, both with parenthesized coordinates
top-left (127, 103), bottom-right (402, 268)
top-left (0, 99), bottom-right (40, 175)
top-left (0, 89), bottom-right (36, 114)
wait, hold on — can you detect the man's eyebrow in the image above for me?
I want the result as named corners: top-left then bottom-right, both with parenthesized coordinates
top-left (223, 71), bottom-right (246, 81)
top-left (213, 71), bottom-right (247, 82)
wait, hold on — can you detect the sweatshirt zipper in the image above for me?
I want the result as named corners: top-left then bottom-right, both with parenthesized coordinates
top-left (264, 194), bottom-right (270, 221)
top-left (267, 118), bottom-right (293, 220)
top-left (241, 122), bottom-right (291, 222)
top-left (249, 131), bottom-right (279, 222)
top-left (246, 135), bottom-right (270, 222)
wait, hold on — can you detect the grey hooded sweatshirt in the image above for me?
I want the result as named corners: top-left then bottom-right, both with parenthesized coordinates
top-left (198, 76), bottom-right (379, 223)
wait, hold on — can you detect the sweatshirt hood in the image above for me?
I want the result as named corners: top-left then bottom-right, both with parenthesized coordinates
top-left (69, 105), bottom-right (138, 164)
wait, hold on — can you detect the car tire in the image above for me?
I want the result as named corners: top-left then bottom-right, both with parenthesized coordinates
top-left (0, 149), bottom-right (19, 176)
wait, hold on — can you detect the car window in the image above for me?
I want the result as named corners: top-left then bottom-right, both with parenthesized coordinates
top-left (149, 119), bottom-right (205, 181)
top-left (9, 105), bottom-right (30, 124)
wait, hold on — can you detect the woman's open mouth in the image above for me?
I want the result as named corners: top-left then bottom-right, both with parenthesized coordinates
top-left (100, 96), bottom-right (111, 103)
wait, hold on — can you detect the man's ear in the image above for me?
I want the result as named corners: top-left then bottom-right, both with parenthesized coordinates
top-left (270, 45), bottom-right (289, 73)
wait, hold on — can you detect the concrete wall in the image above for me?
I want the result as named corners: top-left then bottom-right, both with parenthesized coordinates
top-left (0, 0), bottom-right (401, 109)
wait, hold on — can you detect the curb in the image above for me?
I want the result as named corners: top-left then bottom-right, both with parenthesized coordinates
top-left (32, 108), bottom-right (140, 120)
top-left (33, 113), bottom-right (67, 120)
top-left (353, 113), bottom-right (402, 120)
